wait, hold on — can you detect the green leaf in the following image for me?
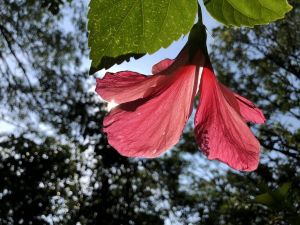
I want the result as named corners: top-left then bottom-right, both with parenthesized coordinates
top-left (276, 182), bottom-right (291, 197)
top-left (255, 193), bottom-right (274, 206)
top-left (204, 0), bottom-right (292, 27)
top-left (254, 182), bottom-right (292, 209)
top-left (88, 0), bottom-right (198, 74)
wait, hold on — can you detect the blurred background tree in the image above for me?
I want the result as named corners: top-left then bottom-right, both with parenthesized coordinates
top-left (0, 0), bottom-right (299, 225)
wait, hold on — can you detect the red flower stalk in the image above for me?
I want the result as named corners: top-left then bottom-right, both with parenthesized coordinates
top-left (96, 24), bottom-right (265, 171)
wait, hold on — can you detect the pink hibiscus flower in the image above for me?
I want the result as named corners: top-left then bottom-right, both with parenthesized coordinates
top-left (95, 25), bottom-right (265, 171)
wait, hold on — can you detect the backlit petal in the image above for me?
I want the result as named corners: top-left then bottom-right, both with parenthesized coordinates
top-left (152, 58), bottom-right (174, 74)
top-left (219, 84), bottom-right (266, 124)
top-left (194, 67), bottom-right (260, 171)
top-left (96, 72), bottom-right (149, 104)
top-left (96, 50), bottom-right (189, 105)
top-left (234, 93), bottom-right (266, 124)
top-left (104, 65), bottom-right (200, 158)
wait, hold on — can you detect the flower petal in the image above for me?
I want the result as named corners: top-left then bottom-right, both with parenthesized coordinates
top-left (104, 65), bottom-right (200, 158)
top-left (233, 93), bottom-right (266, 124)
top-left (194, 67), bottom-right (260, 171)
top-left (95, 64), bottom-right (180, 105)
top-left (96, 72), bottom-right (148, 104)
top-left (152, 58), bottom-right (174, 74)
top-left (219, 84), bottom-right (266, 124)
top-left (96, 51), bottom-right (189, 105)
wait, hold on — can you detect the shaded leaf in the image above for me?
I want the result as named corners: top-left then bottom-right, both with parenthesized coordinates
top-left (255, 182), bottom-right (292, 209)
top-left (255, 193), bottom-right (274, 206)
top-left (276, 182), bottom-right (291, 197)
top-left (204, 0), bottom-right (292, 27)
